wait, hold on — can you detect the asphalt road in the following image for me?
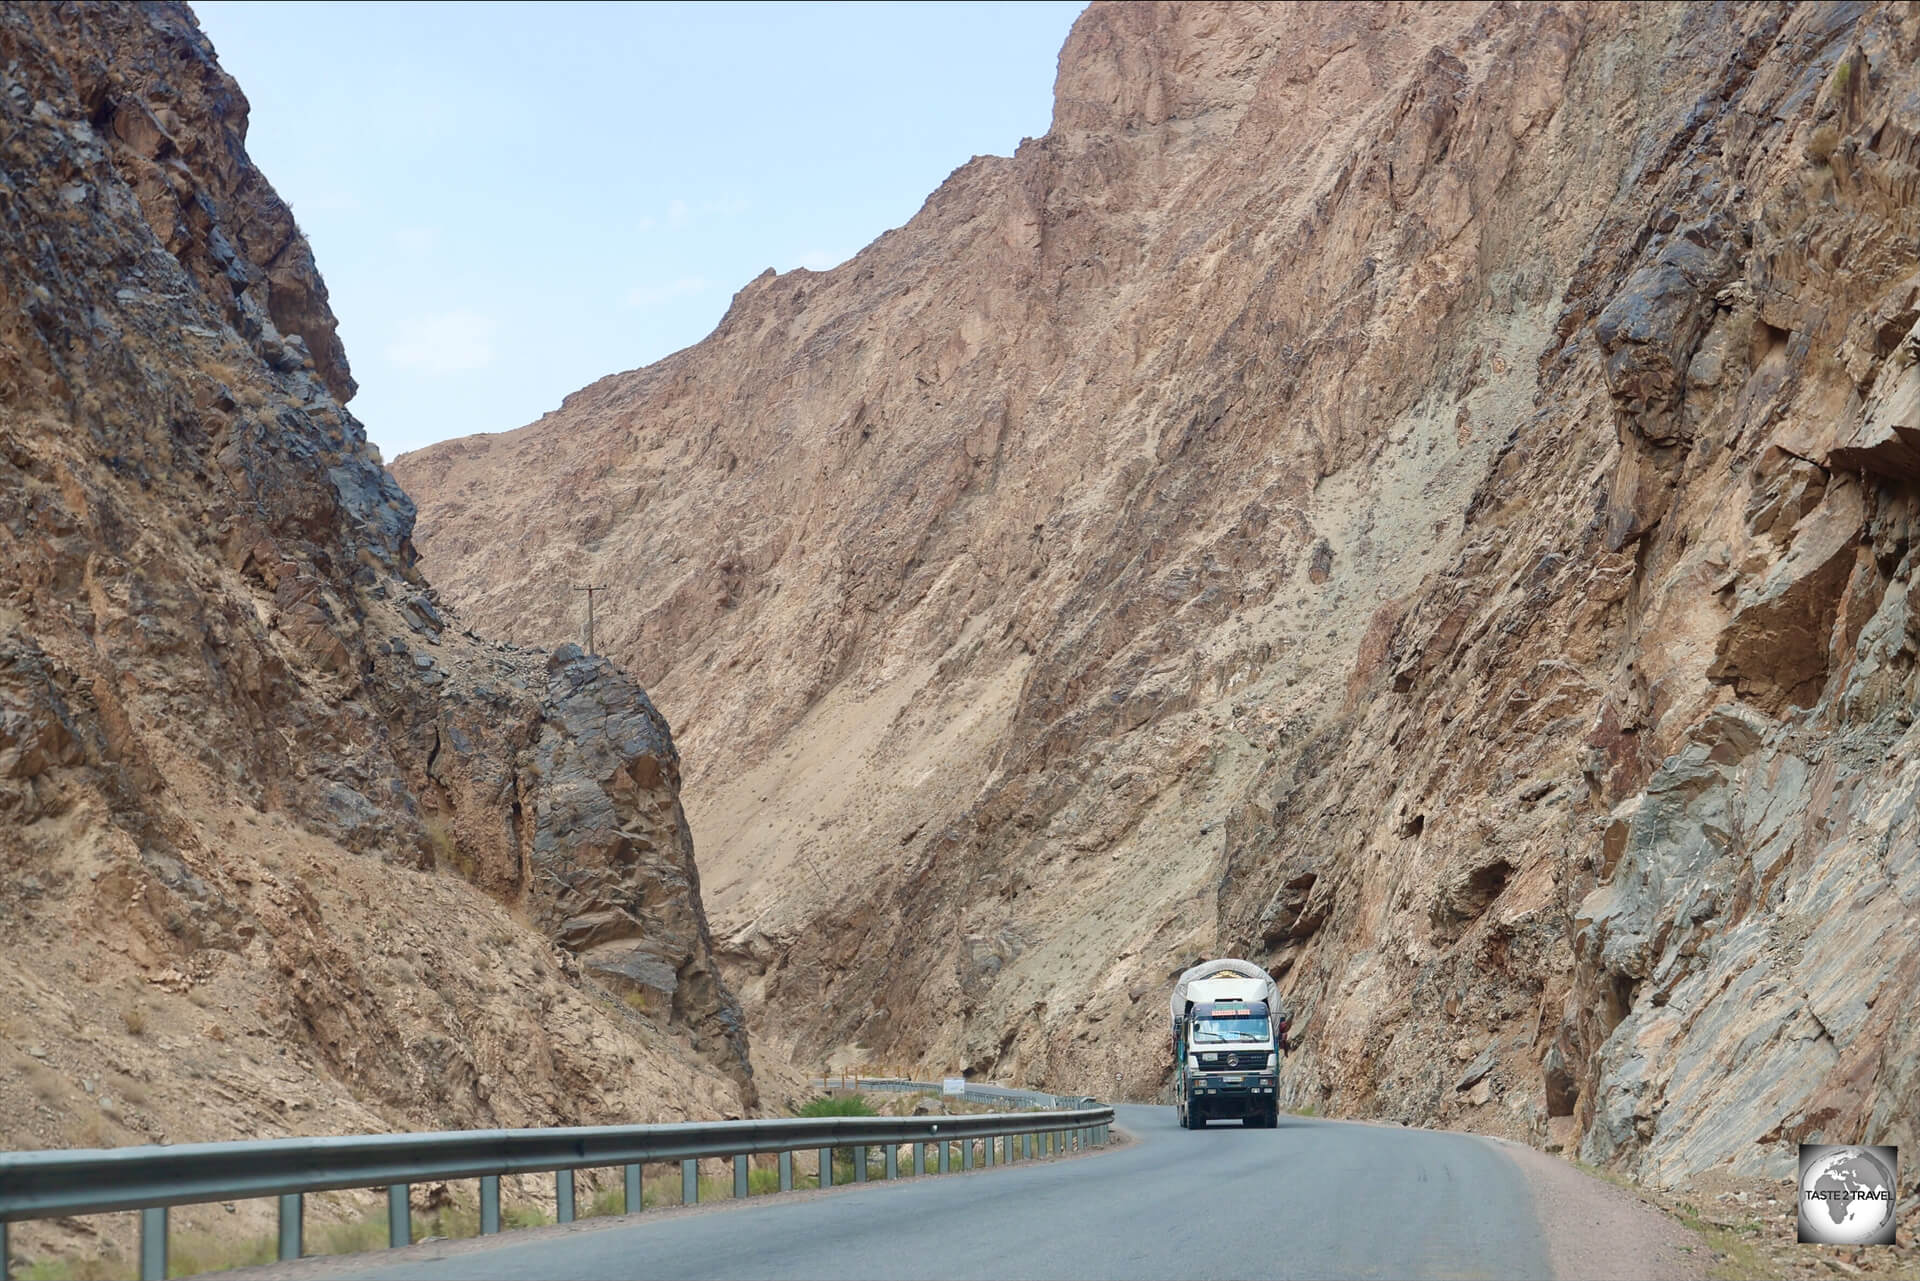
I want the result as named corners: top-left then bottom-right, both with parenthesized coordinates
top-left (331, 1105), bottom-right (1556, 1280)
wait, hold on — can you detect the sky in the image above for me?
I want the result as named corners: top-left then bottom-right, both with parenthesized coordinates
top-left (191, 1), bottom-right (1085, 460)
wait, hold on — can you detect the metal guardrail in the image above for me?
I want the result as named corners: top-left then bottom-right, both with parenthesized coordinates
top-left (811, 1076), bottom-right (1097, 1111)
top-left (0, 1106), bottom-right (1114, 1281)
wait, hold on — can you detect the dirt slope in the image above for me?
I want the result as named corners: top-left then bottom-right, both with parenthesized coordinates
top-left (398, 0), bottom-right (1920, 1201)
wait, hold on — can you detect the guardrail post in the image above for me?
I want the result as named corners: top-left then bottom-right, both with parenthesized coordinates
top-left (853, 1146), bottom-right (867, 1182)
top-left (986, 1134), bottom-right (996, 1166)
top-left (481, 1175), bottom-right (501, 1233)
top-left (682, 1159), bottom-right (699, 1204)
top-left (2, 1217), bottom-right (9, 1281)
top-left (818, 1148), bottom-right (833, 1189)
top-left (735, 1154), bottom-right (750, 1199)
top-left (278, 1192), bottom-right (303, 1260)
top-left (388, 1184), bottom-right (410, 1248)
top-left (885, 1143), bottom-right (898, 1180)
top-left (913, 1142), bottom-right (925, 1176)
top-left (779, 1150), bottom-right (793, 1192)
top-left (556, 1169), bottom-right (575, 1223)
top-left (624, 1164), bottom-right (642, 1214)
top-left (139, 1206), bottom-right (166, 1281)
top-left (1023, 1133), bottom-right (1034, 1160)
top-left (937, 1139), bottom-right (949, 1174)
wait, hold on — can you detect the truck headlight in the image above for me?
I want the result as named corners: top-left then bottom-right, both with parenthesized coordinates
top-left (1266, 1053), bottom-right (1276, 1070)
top-left (1187, 1056), bottom-right (1201, 1071)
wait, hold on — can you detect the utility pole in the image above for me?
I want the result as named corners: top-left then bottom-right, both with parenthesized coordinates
top-left (573, 585), bottom-right (609, 656)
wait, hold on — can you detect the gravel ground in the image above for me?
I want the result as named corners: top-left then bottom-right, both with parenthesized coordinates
top-left (1495, 1138), bottom-right (1709, 1280)
top-left (1500, 1143), bottom-right (1920, 1280)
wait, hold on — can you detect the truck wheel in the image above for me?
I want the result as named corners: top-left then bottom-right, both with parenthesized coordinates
top-left (1191, 1109), bottom-right (1207, 1129)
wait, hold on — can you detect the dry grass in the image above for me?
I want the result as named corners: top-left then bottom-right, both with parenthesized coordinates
top-left (1805, 123), bottom-right (1840, 165)
top-left (16, 1254), bottom-right (132, 1281)
top-left (26, 1062), bottom-right (64, 1105)
top-left (421, 812), bottom-right (465, 877)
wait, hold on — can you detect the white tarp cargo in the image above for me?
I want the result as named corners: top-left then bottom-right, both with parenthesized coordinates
top-left (1170, 958), bottom-right (1279, 1032)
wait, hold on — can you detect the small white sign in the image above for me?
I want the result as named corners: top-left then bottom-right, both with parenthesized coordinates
top-left (942, 1076), bottom-right (965, 1096)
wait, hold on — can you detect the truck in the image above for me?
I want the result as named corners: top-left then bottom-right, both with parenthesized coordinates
top-left (1170, 958), bottom-right (1288, 1128)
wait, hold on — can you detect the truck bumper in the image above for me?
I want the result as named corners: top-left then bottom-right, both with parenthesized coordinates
top-left (1189, 1074), bottom-right (1278, 1116)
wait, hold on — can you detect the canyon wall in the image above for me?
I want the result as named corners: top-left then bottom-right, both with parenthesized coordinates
top-left (0, 5), bottom-right (752, 1258)
top-left (399, 1), bottom-right (1920, 1186)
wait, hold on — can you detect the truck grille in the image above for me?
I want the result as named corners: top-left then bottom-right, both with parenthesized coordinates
top-left (1197, 1051), bottom-right (1264, 1070)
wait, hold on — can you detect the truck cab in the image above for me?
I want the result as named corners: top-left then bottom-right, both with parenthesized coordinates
top-left (1171, 961), bottom-right (1284, 1129)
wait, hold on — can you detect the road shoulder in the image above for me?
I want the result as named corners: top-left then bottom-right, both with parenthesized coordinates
top-left (1495, 1139), bottom-right (1709, 1281)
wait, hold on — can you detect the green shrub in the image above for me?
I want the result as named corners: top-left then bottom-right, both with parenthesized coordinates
top-left (793, 1094), bottom-right (877, 1117)
top-left (792, 1095), bottom-right (879, 1180)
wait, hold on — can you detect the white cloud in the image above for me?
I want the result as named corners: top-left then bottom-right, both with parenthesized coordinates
top-left (384, 309), bottom-right (496, 374)
top-left (623, 276), bottom-right (711, 308)
top-left (666, 198), bottom-right (691, 229)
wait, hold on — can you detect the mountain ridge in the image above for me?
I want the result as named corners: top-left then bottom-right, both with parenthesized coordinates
top-left (400, 0), bottom-right (1920, 1190)
top-left (2, 2), bottom-right (753, 1265)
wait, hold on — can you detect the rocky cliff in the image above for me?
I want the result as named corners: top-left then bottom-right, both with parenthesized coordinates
top-left (1, 4), bottom-right (751, 1261)
top-left (399, 0), bottom-right (1920, 1192)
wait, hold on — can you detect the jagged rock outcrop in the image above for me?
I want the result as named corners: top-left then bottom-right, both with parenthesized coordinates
top-left (0, 8), bottom-right (752, 1265)
top-left (400, 0), bottom-right (1920, 1194)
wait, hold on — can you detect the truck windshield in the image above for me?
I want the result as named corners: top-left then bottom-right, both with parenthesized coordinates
top-left (1192, 1014), bottom-right (1270, 1044)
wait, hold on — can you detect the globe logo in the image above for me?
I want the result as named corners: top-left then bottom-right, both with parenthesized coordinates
top-left (1798, 1144), bottom-right (1898, 1246)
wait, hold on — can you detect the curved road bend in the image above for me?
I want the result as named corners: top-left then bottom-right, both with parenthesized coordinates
top-left (323, 1104), bottom-right (1566, 1281)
